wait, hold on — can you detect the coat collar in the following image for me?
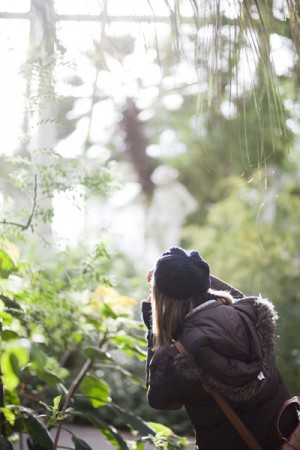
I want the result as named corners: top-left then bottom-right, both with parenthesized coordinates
top-left (185, 299), bottom-right (218, 319)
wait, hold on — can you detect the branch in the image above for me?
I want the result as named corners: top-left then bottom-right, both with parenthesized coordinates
top-left (52, 358), bottom-right (92, 450)
top-left (0, 174), bottom-right (38, 230)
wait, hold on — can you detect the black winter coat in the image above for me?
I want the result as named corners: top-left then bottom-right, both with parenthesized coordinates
top-left (146, 296), bottom-right (297, 449)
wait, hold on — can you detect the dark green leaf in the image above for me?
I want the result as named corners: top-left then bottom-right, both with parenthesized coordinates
top-left (108, 404), bottom-right (155, 436)
top-left (30, 345), bottom-right (47, 367)
top-left (0, 437), bottom-right (13, 450)
top-left (0, 295), bottom-right (21, 310)
top-left (4, 388), bottom-right (20, 407)
top-left (82, 346), bottom-right (111, 361)
top-left (30, 445), bottom-right (51, 450)
top-left (1, 330), bottom-right (19, 341)
top-left (72, 436), bottom-right (93, 450)
top-left (21, 408), bottom-right (53, 450)
top-left (77, 413), bottom-right (129, 450)
top-left (37, 368), bottom-right (63, 385)
top-left (10, 353), bottom-right (22, 378)
top-left (101, 302), bottom-right (118, 319)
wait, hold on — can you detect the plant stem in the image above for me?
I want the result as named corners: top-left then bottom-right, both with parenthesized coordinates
top-left (0, 369), bottom-right (6, 437)
top-left (52, 358), bottom-right (92, 450)
top-left (0, 174), bottom-right (38, 230)
top-left (19, 432), bottom-right (24, 450)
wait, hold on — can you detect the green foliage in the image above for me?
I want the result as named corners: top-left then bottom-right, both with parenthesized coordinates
top-left (39, 395), bottom-right (65, 426)
top-left (0, 46), bottom-right (167, 445)
top-left (80, 375), bottom-right (111, 408)
top-left (72, 436), bottom-right (93, 450)
top-left (142, 422), bottom-right (191, 449)
top-left (21, 407), bottom-right (54, 450)
top-left (0, 242), bottom-right (163, 449)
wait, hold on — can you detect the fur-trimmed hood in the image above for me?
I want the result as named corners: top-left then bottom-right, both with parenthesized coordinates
top-left (174, 296), bottom-right (278, 402)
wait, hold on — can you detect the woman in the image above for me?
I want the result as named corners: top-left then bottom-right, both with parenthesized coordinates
top-left (141, 246), bottom-right (298, 450)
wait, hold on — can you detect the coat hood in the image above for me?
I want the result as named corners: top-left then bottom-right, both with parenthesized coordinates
top-left (174, 296), bottom-right (278, 402)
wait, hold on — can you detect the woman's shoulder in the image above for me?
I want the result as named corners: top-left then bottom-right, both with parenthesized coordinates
top-left (232, 295), bottom-right (278, 323)
top-left (181, 295), bottom-right (278, 351)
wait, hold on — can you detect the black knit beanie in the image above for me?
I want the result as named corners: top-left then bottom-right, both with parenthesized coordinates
top-left (153, 247), bottom-right (211, 300)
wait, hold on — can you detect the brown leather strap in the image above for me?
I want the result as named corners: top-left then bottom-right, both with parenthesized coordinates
top-left (275, 396), bottom-right (300, 441)
top-left (175, 340), bottom-right (262, 450)
top-left (206, 386), bottom-right (262, 450)
top-left (175, 340), bottom-right (186, 353)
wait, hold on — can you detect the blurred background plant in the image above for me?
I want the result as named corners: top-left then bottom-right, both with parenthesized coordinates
top-left (0, 0), bottom-right (300, 448)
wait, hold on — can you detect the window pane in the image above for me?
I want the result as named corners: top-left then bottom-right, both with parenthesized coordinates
top-left (54, 0), bottom-right (102, 15)
top-left (0, 20), bottom-right (29, 154)
top-left (0, 0), bottom-right (30, 12)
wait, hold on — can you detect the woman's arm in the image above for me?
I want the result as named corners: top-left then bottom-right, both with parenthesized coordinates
top-left (147, 344), bottom-right (184, 410)
top-left (210, 275), bottom-right (244, 299)
top-left (141, 299), bottom-right (183, 409)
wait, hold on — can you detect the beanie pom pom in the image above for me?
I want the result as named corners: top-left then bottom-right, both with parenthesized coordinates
top-left (190, 250), bottom-right (210, 273)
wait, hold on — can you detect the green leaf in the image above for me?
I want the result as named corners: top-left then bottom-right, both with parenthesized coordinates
top-left (22, 409), bottom-right (53, 450)
top-left (108, 404), bottom-right (155, 437)
top-left (0, 437), bottom-right (13, 450)
top-left (82, 346), bottom-right (111, 361)
top-left (147, 422), bottom-right (173, 436)
top-left (80, 375), bottom-right (111, 407)
top-left (72, 331), bottom-right (84, 343)
top-left (1, 346), bottom-right (30, 390)
top-left (9, 353), bottom-right (22, 378)
top-left (53, 395), bottom-right (62, 411)
top-left (111, 335), bottom-right (147, 361)
top-left (30, 345), bottom-right (47, 367)
top-left (81, 413), bottom-right (129, 450)
top-left (0, 249), bottom-right (17, 277)
top-left (112, 335), bottom-right (142, 347)
top-left (1, 330), bottom-right (19, 341)
top-left (37, 368), bottom-right (64, 385)
top-left (4, 387), bottom-right (20, 406)
top-left (72, 436), bottom-right (93, 450)
top-left (135, 441), bottom-right (144, 450)
top-left (101, 302), bottom-right (118, 319)
top-left (0, 407), bottom-right (16, 425)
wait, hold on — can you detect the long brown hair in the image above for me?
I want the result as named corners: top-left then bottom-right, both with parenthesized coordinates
top-left (152, 285), bottom-right (233, 347)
